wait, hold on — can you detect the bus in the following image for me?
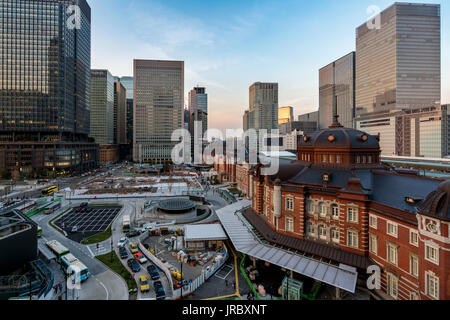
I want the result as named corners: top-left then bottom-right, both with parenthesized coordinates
top-left (46, 240), bottom-right (70, 261)
top-left (122, 215), bottom-right (131, 233)
top-left (41, 186), bottom-right (58, 197)
top-left (37, 226), bottom-right (42, 238)
top-left (60, 253), bottom-right (90, 283)
top-left (44, 202), bottom-right (61, 215)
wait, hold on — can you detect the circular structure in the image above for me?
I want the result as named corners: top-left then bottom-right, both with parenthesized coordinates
top-left (157, 198), bottom-right (197, 214)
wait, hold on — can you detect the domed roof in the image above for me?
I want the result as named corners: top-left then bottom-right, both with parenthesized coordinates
top-left (417, 180), bottom-right (450, 221)
top-left (299, 126), bottom-right (380, 149)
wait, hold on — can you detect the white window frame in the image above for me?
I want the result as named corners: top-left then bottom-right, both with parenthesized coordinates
top-left (347, 230), bottom-right (358, 248)
top-left (425, 271), bottom-right (439, 300)
top-left (409, 230), bottom-right (418, 247)
top-left (331, 228), bottom-right (339, 243)
top-left (347, 207), bottom-right (358, 223)
top-left (306, 199), bottom-right (314, 215)
top-left (387, 242), bottom-right (398, 266)
top-left (425, 244), bottom-right (439, 265)
top-left (331, 204), bottom-right (339, 220)
top-left (410, 253), bottom-right (418, 278)
top-left (369, 234), bottom-right (377, 255)
top-left (387, 273), bottom-right (398, 300)
top-left (318, 225), bottom-right (327, 240)
top-left (387, 221), bottom-right (398, 238)
top-left (285, 216), bottom-right (294, 233)
top-left (369, 214), bottom-right (377, 229)
top-left (307, 222), bottom-right (315, 237)
top-left (285, 197), bottom-right (294, 211)
top-left (318, 202), bottom-right (327, 217)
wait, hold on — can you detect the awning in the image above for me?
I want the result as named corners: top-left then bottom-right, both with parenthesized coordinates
top-left (38, 238), bottom-right (56, 261)
top-left (184, 224), bottom-right (228, 242)
top-left (216, 200), bottom-right (358, 294)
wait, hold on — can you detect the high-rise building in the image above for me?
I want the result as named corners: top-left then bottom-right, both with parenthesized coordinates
top-left (114, 82), bottom-right (127, 145)
top-left (133, 60), bottom-right (184, 163)
top-left (278, 106), bottom-right (293, 125)
top-left (298, 111), bottom-right (319, 123)
top-left (90, 70), bottom-right (115, 145)
top-left (319, 52), bottom-right (355, 129)
top-left (0, 0), bottom-right (98, 176)
top-left (243, 110), bottom-right (249, 132)
top-left (188, 87), bottom-right (208, 161)
top-left (355, 3), bottom-right (440, 116)
top-left (118, 77), bottom-right (134, 146)
top-left (248, 82), bottom-right (279, 131)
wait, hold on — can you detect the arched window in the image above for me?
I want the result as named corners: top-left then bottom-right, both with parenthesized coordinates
top-left (318, 225), bottom-right (327, 240)
top-left (331, 204), bottom-right (339, 219)
top-left (319, 202), bottom-right (327, 217)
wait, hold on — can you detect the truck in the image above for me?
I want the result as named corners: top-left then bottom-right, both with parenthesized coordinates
top-left (122, 215), bottom-right (131, 233)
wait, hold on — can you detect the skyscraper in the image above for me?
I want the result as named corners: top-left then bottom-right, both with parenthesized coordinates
top-left (0, 0), bottom-right (98, 176)
top-left (188, 87), bottom-right (208, 160)
top-left (319, 52), bottom-right (355, 129)
top-left (133, 60), bottom-right (184, 163)
top-left (118, 76), bottom-right (134, 149)
top-left (90, 70), bottom-right (115, 145)
top-left (114, 82), bottom-right (127, 145)
top-left (278, 106), bottom-right (294, 125)
top-left (248, 82), bottom-right (279, 131)
top-left (355, 3), bottom-right (440, 116)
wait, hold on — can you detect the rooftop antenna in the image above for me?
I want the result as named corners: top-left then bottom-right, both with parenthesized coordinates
top-left (330, 94), bottom-right (343, 128)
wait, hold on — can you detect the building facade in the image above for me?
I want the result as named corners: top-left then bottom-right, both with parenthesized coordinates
top-left (216, 118), bottom-right (450, 300)
top-left (279, 106), bottom-right (294, 125)
top-left (118, 76), bottom-right (134, 148)
top-left (188, 87), bottom-right (208, 161)
top-left (355, 3), bottom-right (441, 116)
top-left (133, 60), bottom-right (184, 163)
top-left (248, 82), bottom-right (279, 131)
top-left (90, 69), bottom-right (115, 145)
top-left (356, 105), bottom-right (449, 158)
top-left (319, 52), bottom-right (355, 129)
top-left (114, 82), bottom-right (127, 145)
top-left (298, 111), bottom-right (319, 123)
top-left (0, 0), bottom-right (97, 176)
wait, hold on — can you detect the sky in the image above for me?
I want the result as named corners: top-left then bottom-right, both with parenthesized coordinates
top-left (89, 0), bottom-right (449, 132)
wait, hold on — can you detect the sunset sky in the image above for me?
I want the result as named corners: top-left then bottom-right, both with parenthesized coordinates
top-left (90, 0), bottom-right (449, 132)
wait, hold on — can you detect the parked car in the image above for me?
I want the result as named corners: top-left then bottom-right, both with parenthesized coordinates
top-left (147, 264), bottom-right (160, 280)
top-left (71, 226), bottom-right (78, 233)
top-left (143, 243), bottom-right (150, 250)
top-left (133, 252), bottom-right (148, 264)
top-left (129, 243), bottom-right (139, 254)
top-left (154, 281), bottom-right (166, 300)
top-left (117, 237), bottom-right (128, 248)
top-left (80, 202), bottom-right (88, 207)
top-left (127, 258), bottom-right (141, 273)
top-left (138, 275), bottom-right (150, 293)
top-left (119, 247), bottom-right (128, 259)
top-left (126, 229), bottom-right (141, 238)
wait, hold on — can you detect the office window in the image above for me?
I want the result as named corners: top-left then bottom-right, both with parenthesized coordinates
top-left (369, 234), bottom-right (377, 254)
top-left (410, 254), bottom-right (418, 277)
top-left (347, 207), bottom-right (358, 223)
top-left (425, 272), bottom-right (439, 300)
top-left (347, 230), bottom-right (358, 248)
top-left (369, 215), bottom-right (377, 229)
top-left (425, 244), bottom-right (439, 265)
top-left (387, 222), bottom-right (398, 238)
top-left (387, 243), bottom-right (398, 265)
top-left (285, 217), bottom-right (294, 233)
top-left (285, 197), bottom-right (294, 211)
top-left (387, 273), bottom-right (398, 299)
top-left (410, 230), bottom-right (418, 246)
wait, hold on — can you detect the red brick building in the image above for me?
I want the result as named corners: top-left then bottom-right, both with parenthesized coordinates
top-left (219, 119), bottom-right (449, 300)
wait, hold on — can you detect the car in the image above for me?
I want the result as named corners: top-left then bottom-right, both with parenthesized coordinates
top-left (117, 237), bottom-right (128, 248)
top-left (129, 243), bottom-right (139, 254)
top-left (126, 230), bottom-right (141, 238)
top-left (133, 252), bottom-right (148, 264)
top-left (80, 202), bottom-right (88, 207)
top-left (127, 258), bottom-right (141, 273)
top-left (138, 275), bottom-right (150, 293)
top-left (143, 243), bottom-right (150, 250)
top-left (119, 247), bottom-right (128, 259)
top-left (153, 281), bottom-right (166, 300)
top-left (146, 264), bottom-right (160, 280)
top-left (71, 226), bottom-right (78, 233)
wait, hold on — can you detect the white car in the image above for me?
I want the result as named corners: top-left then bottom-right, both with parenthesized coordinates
top-left (117, 237), bottom-right (128, 248)
top-left (71, 226), bottom-right (78, 233)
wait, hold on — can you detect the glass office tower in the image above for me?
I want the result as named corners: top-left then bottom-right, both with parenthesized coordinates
top-left (356, 3), bottom-right (440, 116)
top-left (0, 0), bottom-right (97, 176)
top-left (319, 52), bottom-right (355, 129)
top-left (90, 69), bottom-right (114, 145)
top-left (133, 60), bottom-right (184, 163)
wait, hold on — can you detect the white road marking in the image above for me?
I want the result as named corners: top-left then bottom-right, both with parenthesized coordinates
top-left (87, 245), bottom-right (94, 258)
top-left (94, 276), bottom-right (109, 300)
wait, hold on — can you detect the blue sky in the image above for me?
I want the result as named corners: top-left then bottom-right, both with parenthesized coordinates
top-left (89, 0), bottom-right (449, 131)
